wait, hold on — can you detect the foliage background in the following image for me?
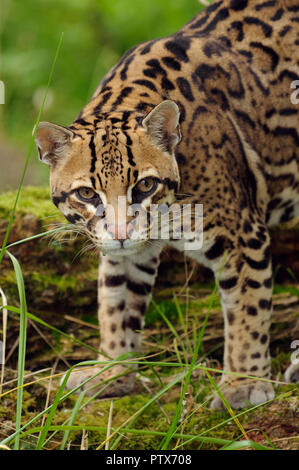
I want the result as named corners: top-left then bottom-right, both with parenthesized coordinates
top-left (0, 0), bottom-right (201, 190)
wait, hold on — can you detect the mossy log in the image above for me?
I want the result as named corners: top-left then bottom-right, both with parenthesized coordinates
top-left (0, 187), bottom-right (298, 368)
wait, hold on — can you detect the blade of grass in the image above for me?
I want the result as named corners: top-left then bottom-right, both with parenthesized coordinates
top-left (151, 298), bottom-right (187, 364)
top-left (98, 368), bottom-right (190, 450)
top-left (17, 425), bottom-right (243, 448)
top-left (36, 353), bottom-right (135, 449)
top-left (6, 251), bottom-right (27, 450)
top-left (105, 401), bottom-right (114, 450)
top-left (205, 369), bottom-right (250, 441)
top-left (0, 360), bottom-right (110, 448)
top-left (173, 293), bottom-right (192, 355)
top-left (2, 304), bottom-right (100, 354)
top-left (60, 390), bottom-right (86, 450)
top-left (220, 439), bottom-right (272, 450)
top-left (1, 359), bottom-right (282, 448)
top-left (0, 287), bottom-right (7, 395)
top-left (159, 252), bottom-right (228, 450)
top-left (175, 392), bottom-right (279, 449)
top-left (0, 33), bottom-right (64, 265)
top-left (5, 227), bottom-right (67, 250)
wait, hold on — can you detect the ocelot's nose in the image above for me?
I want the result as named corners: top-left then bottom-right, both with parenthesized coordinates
top-left (105, 222), bottom-right (134, 241)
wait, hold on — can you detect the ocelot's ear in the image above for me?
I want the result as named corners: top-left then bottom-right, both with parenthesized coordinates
top-left (142, 100), bottom-right (181, 154)
top-left (35, 122), bottom-right (76, 165)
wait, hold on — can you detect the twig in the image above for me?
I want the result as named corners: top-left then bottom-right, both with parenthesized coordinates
top-left (105, 401), bottom-right (114, 450)
top-left (0, 287), bottom-right (7, 395)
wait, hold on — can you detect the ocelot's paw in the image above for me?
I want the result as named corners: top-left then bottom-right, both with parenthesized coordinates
top-left (62, 365), bottom-right (135, 397)
top-left (284, 363), bottom-right (299, 383)
top-left (210, 378), bottom-right (275, 410)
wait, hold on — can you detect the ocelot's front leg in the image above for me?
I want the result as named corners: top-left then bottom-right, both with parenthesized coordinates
top-left (64, 245), bottom-right (161, 395)
top-left (210, 225), bottom-right (275, 409)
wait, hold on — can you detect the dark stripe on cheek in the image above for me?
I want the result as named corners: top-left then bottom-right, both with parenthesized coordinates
top-left (89, 134), bottom-right (97, 172)
top-left (52, 190), bottom-right (71, 207)
top-left (90, 176), bottom-right (96, 189)
top-left (127, 167), bottom-right (131, 184)
top-left (65, 213), bottom-right (83, 224)
top-left (97, 172), bottom-right (103, 188)
top-left (126, 144), bottom-right (136, 167)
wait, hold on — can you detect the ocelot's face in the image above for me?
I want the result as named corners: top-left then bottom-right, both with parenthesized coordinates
top-left (36, 101), bottom-right (181, 256)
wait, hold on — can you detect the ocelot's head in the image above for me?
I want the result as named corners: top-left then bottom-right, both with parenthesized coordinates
top-left (36, 100), bottom-right (181, 256)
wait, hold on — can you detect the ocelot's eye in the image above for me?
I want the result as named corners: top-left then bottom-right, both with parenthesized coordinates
top-left (135, 177), bottom-right (157, 194)
top-left (76, 187), bottom-right (98, 201)
top-left (132, 177), bottom-right (158, 204)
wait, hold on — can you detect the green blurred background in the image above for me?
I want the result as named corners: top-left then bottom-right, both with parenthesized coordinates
top-left (0, 0), bottom-right (203, 191)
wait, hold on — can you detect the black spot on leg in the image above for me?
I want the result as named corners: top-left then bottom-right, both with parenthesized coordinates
top-left (251, 352), bottom-right (261, 359)
top-left (127, 279), bottom-right (151, 296)
top-left (251, 331), bottom-right (259, 340)
top-left (243, 220), bottom-right (253, 233)
top-left (126, 316), bottom-right (141, 332)
top-left (239, 353), bottom-right (247, 363)
top-left (260, 334), bottom-right (268, 344)
top-left (263, 277), bottom-right (273, 288)
top-left (247, 279), bottom-right (261, 289)
top-left (205, 236), bottom-right (228, 260)
top-left (134, 302), bottom-right (147, 316)
top-left (244, 246), bottom-right (271, 270)
top-left (135, 264), bottom-right (156, 276)
top-left (227, 311), bottom-right (235, 325)
top-left (220, 276), bottom-right (238, 289)
top-left (108, 306), bottom-right (115, 315)
top-left (259, 299), bottom-right (271, 309)
top-left (247, 306), bottom-right (258, 316)
top-left (248, 238), bottom-right (263, 249)
top-left (105, 275), bottom-right (126, 287)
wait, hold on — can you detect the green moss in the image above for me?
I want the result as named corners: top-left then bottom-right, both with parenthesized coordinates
top-left (0, 186), bottom-right (62, 223)
top-left (146, 289), bottom-right (221, 327)
top-left (273, 284), bottom-right (299, 297)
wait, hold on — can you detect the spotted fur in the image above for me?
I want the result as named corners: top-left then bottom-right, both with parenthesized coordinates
top-left (36, 0), bottom-right (299, 409)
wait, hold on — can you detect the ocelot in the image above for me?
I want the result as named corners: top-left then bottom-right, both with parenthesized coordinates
top-left (36, 0), bottom-right (299, 409)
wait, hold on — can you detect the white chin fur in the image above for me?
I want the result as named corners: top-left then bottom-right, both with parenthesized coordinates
top-left (98, 239), bottom-right (145, 256)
